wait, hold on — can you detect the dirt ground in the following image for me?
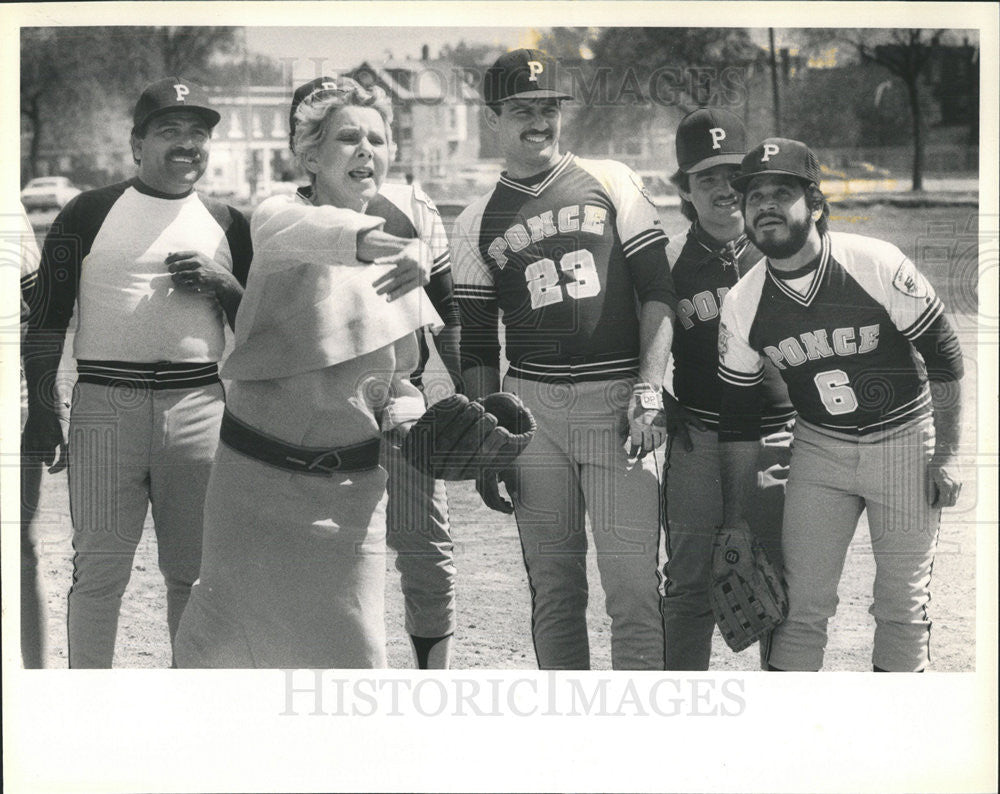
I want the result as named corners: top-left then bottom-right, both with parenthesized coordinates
top-left (22, 204), bottom-right (983, 671)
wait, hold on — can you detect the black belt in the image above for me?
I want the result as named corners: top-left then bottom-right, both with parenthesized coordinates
top-left (508, 353), bottom-right (641, 385)
top-left (77, 360), bottom-right (220, 390)
top-left (219, 409), bottom-right (380, 476)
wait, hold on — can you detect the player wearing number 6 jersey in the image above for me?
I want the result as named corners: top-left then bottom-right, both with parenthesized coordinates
top-left (453, 50), bottom-right (676, 670)
top-left (718, 138), bottom-right (964, 672)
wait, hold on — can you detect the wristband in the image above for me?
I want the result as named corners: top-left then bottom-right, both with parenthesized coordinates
top-left (632, 382), bottom-right (664, 411)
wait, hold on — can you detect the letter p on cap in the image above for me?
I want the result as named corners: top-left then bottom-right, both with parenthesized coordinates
top-left (761, 143), bottom-right (780, 162)
top-left (174, 83), bottom-right (190, 102)
top-left (709, 127), bottom-right (726, 150)
top-left (527, 60), bottom-right (543, 81)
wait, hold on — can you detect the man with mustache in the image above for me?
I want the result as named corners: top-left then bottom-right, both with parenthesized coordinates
top-left (452, 49), bottom-right (675, 670)
top-left (717, 138), bottom-right (964, 671)
top-left (22, 78), bottom-right (252, 667)
top-left (660, 109), bottom-right (795, 670)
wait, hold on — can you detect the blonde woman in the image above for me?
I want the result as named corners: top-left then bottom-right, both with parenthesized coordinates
top-left (175, 78), bottom-right (441, 668)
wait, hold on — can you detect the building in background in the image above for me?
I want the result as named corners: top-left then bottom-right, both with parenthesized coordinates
top-left (202, 85), bottom-right (296, 200)
top-left (348, 53), bottom-right (484, 182)
top-left (22, 38), bottom-right (979, 201)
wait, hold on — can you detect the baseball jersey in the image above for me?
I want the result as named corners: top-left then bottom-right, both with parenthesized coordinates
top-left (718, 231), bottom-right (959, 435)
top-left (666, 222), bottom-right (793, 432)
top-left (452, 153), bottom-right (675, 382)
top-left (365, 182), bottom-right (460, 387)
top-left (30, 179), bottom-right (252, 363)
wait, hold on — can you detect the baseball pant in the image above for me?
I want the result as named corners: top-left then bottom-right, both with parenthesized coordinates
top-left (175, 443), bottom-right (388, 669)
top-left (20, 372), bottom-right (47, 668)
top-left (505, 376), bottom-right (665, 671)
top-left (383, 440), bottom-right (456, 638)
top-left (661, 426), bottom-right (787, 670)
top-left (20, 453), bottom-right (47, 669)
top-left (769, 416), bottom-right (940, 672)
top-left (66, 381), bottom-right (224, 668)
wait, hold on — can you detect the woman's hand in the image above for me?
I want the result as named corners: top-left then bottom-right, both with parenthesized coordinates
top-left (371, 238), bottom-right (433, 301)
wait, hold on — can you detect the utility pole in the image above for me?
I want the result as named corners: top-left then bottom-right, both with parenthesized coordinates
top-left (768, 28), bottom-right (782, 136)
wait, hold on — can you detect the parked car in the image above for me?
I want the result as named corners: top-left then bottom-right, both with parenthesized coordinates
top-left (636, 170), bottom-right (681, 207)
top-left (21, 176), bottom-right (82, 211)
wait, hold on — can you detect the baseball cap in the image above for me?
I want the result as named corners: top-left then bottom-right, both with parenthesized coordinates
top-left (731, 137), bottom-right (822, 192)
top-left (288, 76), bottom-right (342, 149)
top-left (675, 108), bottom-right (747, 174)
top-left (482, 49), bottom-right (574, 105)
top-left (132, 77), bottom-right (220, 133)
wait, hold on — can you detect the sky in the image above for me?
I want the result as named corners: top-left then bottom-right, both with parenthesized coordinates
top-left (245, 26), bottom-right (538, 80)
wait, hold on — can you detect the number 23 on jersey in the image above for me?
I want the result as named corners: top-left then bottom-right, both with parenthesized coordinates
top-left (524, 249), bottom-right (601, 309)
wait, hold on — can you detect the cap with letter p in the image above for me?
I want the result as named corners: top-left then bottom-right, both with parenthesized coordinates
top-left (675, 107), bottom-right (747, 174)
top-left (482, 48), bottom-right (574, 106)
top-left (132, 77), bottom-right (220, 134)
top-left (288, 75), bottom-right (342, 150)
top-left (731, 137), bottom-right (822, 192)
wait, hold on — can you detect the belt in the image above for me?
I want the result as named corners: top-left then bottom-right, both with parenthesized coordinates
top-left (508, 353), bottom-right (641, 384)
top-left (219, 409), bottom-right (381, 476)
top-left (76, 360), bottom-right (220, 390)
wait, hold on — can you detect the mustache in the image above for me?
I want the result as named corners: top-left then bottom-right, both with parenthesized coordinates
top-left (168, 148), bottom-right (200, 159)
top-left (754, 211), bottom-right (784, 224)
top-left (521, 130), bottom-right (552, 140)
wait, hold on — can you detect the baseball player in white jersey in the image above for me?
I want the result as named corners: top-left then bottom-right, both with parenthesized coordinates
top-left (452, 50), bottom-right (675, 670)
top-left (22, 78), bottom-right (253, 667)
top-left (661, 109), bottom-right (795, 670)
top-left (285, 78), bottom-right (461, 668)
top-left (718, 138), bottom-right (964, 671)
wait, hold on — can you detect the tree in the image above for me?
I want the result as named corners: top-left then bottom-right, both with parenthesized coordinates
top-left (804, 28), bottom-right (944, 190)
top-left (566, 27), bottom-right (762, 148)
top-left (21, 26), bottom-right (239, 183)
top-left (438, 40), bottom-right (500, 70)
top-left (205, 53), bottom-right (286, 88)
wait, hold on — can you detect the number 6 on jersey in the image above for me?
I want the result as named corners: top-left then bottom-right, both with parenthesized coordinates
top-left (525, 249), bottom-right (601, 309)
top-left (814, 368), bottom-right (859, 415)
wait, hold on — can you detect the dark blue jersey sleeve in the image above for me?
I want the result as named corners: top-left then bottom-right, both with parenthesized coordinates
top-left (911, 312), bottom-right (964, 382)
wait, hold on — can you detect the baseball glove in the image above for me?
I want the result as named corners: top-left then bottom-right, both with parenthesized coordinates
top-left (400, 392), bottom-right (536, 481)
top-left (709, 523), bottom-right (789, 652)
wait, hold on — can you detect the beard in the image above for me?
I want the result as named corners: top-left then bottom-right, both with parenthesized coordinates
top-left (747, 213), bottom-right (813, 259)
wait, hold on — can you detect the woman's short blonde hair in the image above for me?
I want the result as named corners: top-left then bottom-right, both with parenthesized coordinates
top-left (292, 77), bottom-right (395, 176)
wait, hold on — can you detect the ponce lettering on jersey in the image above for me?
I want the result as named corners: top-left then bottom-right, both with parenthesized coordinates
top-left (763, 324), bottom-right (880, 369)
top-left (487, 203), bottom-right (608, 267)
top-left (676, 286), bottom-right (731, 329)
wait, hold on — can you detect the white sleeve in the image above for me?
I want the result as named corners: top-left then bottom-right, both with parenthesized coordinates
top-left (833, 233), bottom-right (943, 341)
top-left (250, 195), bottom-right (384, 274)
top-left (450, 198), bottom-right (496, 301)
top-left (877, 251), bottom-right (943, 340)
top-left (411, 186), bottom-right (452, 276)
top-left (581, 159), bottom-right (668, 259)
top-left (718, 285), bottom-right (764, 387)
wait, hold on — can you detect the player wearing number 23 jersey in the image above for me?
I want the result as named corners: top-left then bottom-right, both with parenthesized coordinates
top-left (454, 151), bottom-right (673, 379)
top-left (719, 138), bottom-right (964, 672)
top-left (453, 49), bottom-right (676, 671)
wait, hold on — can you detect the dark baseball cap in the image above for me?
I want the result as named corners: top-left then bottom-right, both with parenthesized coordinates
top-left (132, 77), bottom-right (220, 133)
top-left (731, 137), bottom-right (822, 192)
top-left (288, 76), bottom-right (342, 149)
top-left (675, 108), bottom-right (747, 174)
top-left (482, 49), bottom-right (574, 106)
